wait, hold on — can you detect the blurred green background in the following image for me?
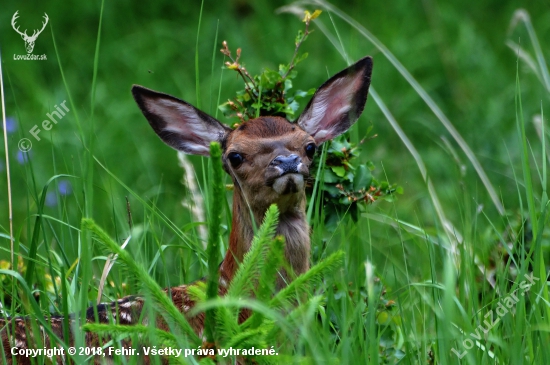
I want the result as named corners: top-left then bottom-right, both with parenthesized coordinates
top-left (0, 0), bottom-right (549, 285)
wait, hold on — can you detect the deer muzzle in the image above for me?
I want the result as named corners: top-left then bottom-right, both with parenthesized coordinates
top-left (268, 154), bottom-right (306, 195)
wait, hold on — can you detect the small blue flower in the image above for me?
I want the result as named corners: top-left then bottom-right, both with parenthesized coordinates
top-left (58, 180), bottom-right (72, 196)
top-left (17, 150), bottom-right (31, 164)
top-left (45, 191), bottom-right (57, 207)
top-left (2, 117), bottom-right (17, 134)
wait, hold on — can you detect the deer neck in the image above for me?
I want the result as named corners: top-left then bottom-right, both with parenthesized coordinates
top-left (219, 185), bottom-right (310, 289)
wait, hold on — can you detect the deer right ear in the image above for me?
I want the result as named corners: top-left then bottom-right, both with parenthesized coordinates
top-left (132, 85), bottom-right (232, 156)
top-left (297, 56), bottom-right (373, 144)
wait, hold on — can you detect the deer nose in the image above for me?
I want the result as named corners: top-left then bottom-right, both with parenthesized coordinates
top-left (271, 154), bottom-right (301, 175)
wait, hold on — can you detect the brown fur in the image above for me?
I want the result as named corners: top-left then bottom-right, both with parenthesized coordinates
top-left (220, 117), bottom-right (313, 287)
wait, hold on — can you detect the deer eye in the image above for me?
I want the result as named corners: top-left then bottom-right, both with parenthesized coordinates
top-left (227, 152), bottom-right (244, 168)
top-left (305, 143), bottom-right (316, 159)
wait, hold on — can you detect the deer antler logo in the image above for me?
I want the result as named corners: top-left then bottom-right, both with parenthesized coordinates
top-left (11, 11), bottom-right (49, 54)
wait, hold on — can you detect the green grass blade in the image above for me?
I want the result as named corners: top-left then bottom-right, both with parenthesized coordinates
top-left (515, 58), bottom-right (538, 237)
top-left (81, 218), bottom-right (201, 345)
top-left (507, 10), bottom-right (550, 93)
top-left (204, 141), bottom-right (224, 343)
top-left (195, 0), bottom-right (205, 109)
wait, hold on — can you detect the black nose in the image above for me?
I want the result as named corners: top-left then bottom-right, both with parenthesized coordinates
top-left (271, 154), bottom-right (301, 175)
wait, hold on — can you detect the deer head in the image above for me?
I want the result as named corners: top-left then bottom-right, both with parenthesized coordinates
top-left (11, 11), bottom-right (49, 54)
top-left (132, 56), bottom-right (373, 287)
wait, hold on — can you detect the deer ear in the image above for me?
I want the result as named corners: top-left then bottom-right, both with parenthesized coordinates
top-left (297, 56), bottom-right (373, 144)
top-left (132, 85), bottom-right (232, 156)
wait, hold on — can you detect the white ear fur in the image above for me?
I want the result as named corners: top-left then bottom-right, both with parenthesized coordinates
top-left (132, 86), bottom-right (231, 156)
top-left (298, 56), bottom-right (373, 144)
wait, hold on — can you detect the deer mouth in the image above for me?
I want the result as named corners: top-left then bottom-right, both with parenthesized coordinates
top-left (272, 173), bottom-right (304, 195)
top-left (265, 154), bottom-right (308, 195)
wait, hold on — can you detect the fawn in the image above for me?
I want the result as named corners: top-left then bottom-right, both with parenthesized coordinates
top-left (1, 56), bottom-right (372, 364)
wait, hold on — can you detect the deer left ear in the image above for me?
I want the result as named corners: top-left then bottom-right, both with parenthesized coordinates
top-left (297, 56), bottom-right (373, 144)
top-left (132, 85), bottom-right (232, 156)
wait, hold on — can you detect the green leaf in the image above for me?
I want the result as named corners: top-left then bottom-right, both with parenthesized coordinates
top-left (365, 123), bottom-right (374, 137)
top-left (278, 63), bottom-right (289, 77)
top-left (285, 100), bottom-right (300, 119)
top-left (366, 160), bottom-right (376, 171)
top-left (293, 88), bottom-right (315, 99)
top-left (284, 78), bottom-right (293, 93)
top-left (260, 68), bottom-right (281, 90)
top-left (295, 30), bottom-right (304, 44)
top-left (339, 196), bottom-right (352, 205)
top-left (218, 102), bottom-right (232, 117)
top-left (324, 184), bottom-right (343, 197)
top-left (354, 165), bottom-right (373, 191)
top-left (331, 166), bottom-right (346, 177)
top-left (323, 169), bottom-right (339, 183)
top-left (329, 141), bottom-right (346, 158)
top-left (294, 52), bottom-right (309, 66)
